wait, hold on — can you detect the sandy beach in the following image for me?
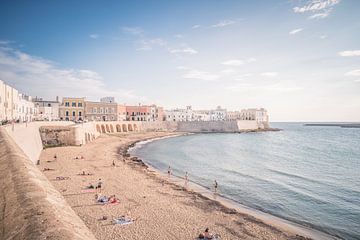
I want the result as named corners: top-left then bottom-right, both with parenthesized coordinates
top-left (38, 132), bottom-right (311, 240)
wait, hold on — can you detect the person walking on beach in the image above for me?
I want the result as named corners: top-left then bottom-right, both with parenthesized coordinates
top-left (185, 172), bottom-right (189, 187)
top-left (96, 178), bottom-right (103, 193)
top-left (167, 166), bottom-right (172, 178)
top-left (214, 180), bottom-right (218, 194)
top-left (53, 154), bottom-right (57, 161)
top-left (112, 159), bottom-right (116, 167)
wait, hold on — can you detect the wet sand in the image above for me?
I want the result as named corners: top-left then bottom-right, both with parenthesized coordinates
top-left (39, 132), bottom-right (311, 240)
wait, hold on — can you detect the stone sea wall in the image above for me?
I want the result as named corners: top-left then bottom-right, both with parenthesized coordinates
top-left (0, 128), bottom-right (96, 240)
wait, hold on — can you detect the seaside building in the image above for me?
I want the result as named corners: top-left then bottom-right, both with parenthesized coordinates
top-left (240, 108), bottom-right (269, 126)
top-left (59, 97), bottom-right (85, 121)
top-left (84, 101), bottom-right (117, 121)
top-left (192, 110), bottom-right (211, 121)
top-left (117, 104), bottom-right (127, 121)
top-left (0, 80), bottom-right (19, 122)
top-left (126, 104), bottom-right (164, 121)
top-left (33, 97), bottom-right (60, 121)
top-left (165, 106), bottom-right (193, 122)
top-left (209, 106), bottom-right (227, 121)
top-left (17, 94), bottom-right (37, 122)
top-left (226, 111), bottom-right (241, 121)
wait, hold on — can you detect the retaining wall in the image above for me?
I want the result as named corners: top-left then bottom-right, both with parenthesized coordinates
top-left (0, 128), bottom-right (96, 240)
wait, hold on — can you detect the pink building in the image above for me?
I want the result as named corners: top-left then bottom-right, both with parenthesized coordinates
top-left (126, 104), bottom-right (164, 121)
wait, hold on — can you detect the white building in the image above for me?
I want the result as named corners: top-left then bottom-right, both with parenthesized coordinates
top-left (18, 94), bottom-right (37, 122)
top-left (240, 108), bottom-right (269, 124)
top-left (210, 106), bottom-right (227, 121)
top-left (165, 106), bottom-right (193, 122)
top-left (193, 110), bottom-right (211, 121)
top-left (226, 111), bottom-right (241, 121)
top-left (100, 96), bottom-right (115, 103)
top-left (34, 97), bottom-right (60, 121)
top-left (0, 80), bottom-right (19, 123)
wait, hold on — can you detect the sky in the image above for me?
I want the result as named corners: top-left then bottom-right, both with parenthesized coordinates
top-left (0, 0), bottom-right (359, 121)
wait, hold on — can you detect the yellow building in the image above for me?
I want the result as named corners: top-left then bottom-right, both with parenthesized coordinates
top-left (59, 97), bottom-right (85, 121)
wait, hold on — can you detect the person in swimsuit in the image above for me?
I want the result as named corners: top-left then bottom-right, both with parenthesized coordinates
top-left (167, 166), bottom-right (171, 178)
top-left (214, 180), bottom-right (218, 194)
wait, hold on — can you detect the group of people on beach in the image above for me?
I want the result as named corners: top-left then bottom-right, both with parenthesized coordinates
top-left (167, 165), bottom-right (218, 193)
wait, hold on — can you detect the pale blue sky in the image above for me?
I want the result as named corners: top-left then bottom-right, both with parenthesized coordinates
top-left (0, 0), bottom-right (359, 121)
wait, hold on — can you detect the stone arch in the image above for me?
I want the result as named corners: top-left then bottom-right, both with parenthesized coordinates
top-left (96, 125), bottom-right (101, 133)
top-left (101, 125), bottom-right (106, 133)
top-left (133, 124), bottom-right (138, 132)
top-left (105, 124), bottom-right (110, 133)
top-left (110, 124), bottom-right (114, 133)
top-left (128, 124), bottom-right (133, 131)
top-left (116, 124), bottom-right (121, 132)
top-left (122, 124), bottom-right (127, 132)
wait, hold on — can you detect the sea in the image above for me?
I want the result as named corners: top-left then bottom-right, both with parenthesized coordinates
top-left (129, 123), bottom-right (360, 240)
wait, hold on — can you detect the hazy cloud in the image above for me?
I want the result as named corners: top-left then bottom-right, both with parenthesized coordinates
top-left (293, 0), bottom-right (340, 19)
top-left (289, 28), bottom-right (303, 35)
top-left (136, 38), bottom-right (167, 51)
top-left (122, 26), bottom-right (144, 35)
top-left (345, 69), bottom-right (360, 76)
top-left (169, 47), bottom-right (198, 55)
top-left (221, 58), bottom-right (256, 66)
top-left (0, 45), bottom-right (147, 103)
top-left (338, 50), bottom-right (360, 57)
top-left (183, 69), bottom-right (219, 81)
top-left (211, 20), bottom-right (236, 28)
top-left (89, 34), bottom-right (99, 39)
top-left (261, 72), bottom-right (278, 77)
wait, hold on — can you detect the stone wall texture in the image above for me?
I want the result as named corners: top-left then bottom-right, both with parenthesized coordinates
top-left (0, 128), bottom-right (96, 240)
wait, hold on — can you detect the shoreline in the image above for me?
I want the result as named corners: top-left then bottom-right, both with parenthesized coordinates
top-left (126, 133), bottom-right (336, 240)
top-left (37, 131), bottom-right (337, 239)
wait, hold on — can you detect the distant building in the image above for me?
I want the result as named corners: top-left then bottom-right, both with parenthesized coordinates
top-left (209, 106), bottom-right (227, 121)
top-left (117, 104), bottom-right (127, 121)
top-left (59, 97), bottom-right (85, 121)
top-left (100, 96), bottom-right (115, 103)
top-left (240, 108), bottom-right (269, 124)
top-left (126, 104), bottom-right (164, 121)
top-left (84, 101), bottom-right (117, 121)
top-left (0, 80), bottom-right (19, 122)
top-left (226, 111), bottom-right (241, 121)
top-left (192, 110), bottom-right (211, 121)
top-left (33, 97), bottom-right (60, 121)
top-left (165, 106), bottom-right (193, 122)
top-left (17, 94), bottom-right (37, 122)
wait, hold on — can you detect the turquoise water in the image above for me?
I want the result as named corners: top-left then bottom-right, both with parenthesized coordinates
top-left (130, 123), bottom-right (360, 239)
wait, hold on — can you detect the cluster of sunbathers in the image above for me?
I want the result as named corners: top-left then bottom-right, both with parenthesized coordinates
top-left (95, 194), bottom-right (119, 204)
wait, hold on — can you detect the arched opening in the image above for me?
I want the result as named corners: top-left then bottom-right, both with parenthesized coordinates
top-left (105, 124), bottom-right (110, 133)
top-left (110, 125), bottom-right (114, 133)
top-left (128, 124), bottom-right (133, 131)
top-left (96, 125), bottom-right (101, 133)
top-left (87, 133), bottom-right (91, 142)
top-left (116, 124), bottom-right (121, 132)
top-left (85, 133), bottom-right (88, 142)
top-left (122, 124), bottom-right (127, 132)
top-left (133, 124), bottom-right (138, 131)
top-left (101, 125), bottom-right (106, 133)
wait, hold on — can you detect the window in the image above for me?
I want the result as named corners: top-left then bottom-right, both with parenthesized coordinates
top-left (65, 102), bottom-right (69, 107)
top-left (100, 108), bottom-right (103, 113)
top-left (105, 108), bottom-right (108, 113)
top-left (78, 102), bottom-right (82, 107)
top-left (66, 111), bottom-right (69, 116)
top-left (79, 111), bottom-right (82, 116)
top-left (93, 107), bottom-right (97, 113)
top-left (72, 102), bottom-right (76, 107)
top-left (48, 103), bottom-right (51, 107)
top-left (72, 111), bottom-right (76, 116)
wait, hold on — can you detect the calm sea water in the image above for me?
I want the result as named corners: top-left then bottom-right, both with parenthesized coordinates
top-left (130, 123), bottom-right (360, 239)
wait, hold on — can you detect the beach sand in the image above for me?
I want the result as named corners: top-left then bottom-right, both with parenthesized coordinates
top-left (39, 132), bottom-right (310, 240)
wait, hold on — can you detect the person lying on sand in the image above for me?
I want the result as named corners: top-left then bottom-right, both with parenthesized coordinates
top-left (198, 228), bottom-right (220, 239)
top-left (78, 171), bottom-right (93, 176)
top-left (95, 194), bottom-right (119, 204)
top-left (55, 176), bottom-right (70, 180)
top-left (86, 183), bottom-right (95, 189)
top-left (43, 168), bottom-right (55, 171)
top-left (113, 215), bottom-right (136, 225)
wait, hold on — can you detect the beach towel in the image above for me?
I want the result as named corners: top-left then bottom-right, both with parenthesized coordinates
top-left (81, 189), bottom-right (96, 193)
top-left (113, 217), bottom-right (133, 225)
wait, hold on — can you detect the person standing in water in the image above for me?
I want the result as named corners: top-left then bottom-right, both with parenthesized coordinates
top-left (167, 166), bottom-right (171, 178)
top-left (214, 180), bottom-right (218, 194)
